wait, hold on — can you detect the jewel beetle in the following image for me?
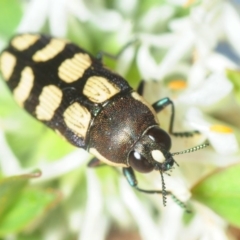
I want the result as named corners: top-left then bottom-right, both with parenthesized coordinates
top-left (0, 34), bottom-right (209, 206)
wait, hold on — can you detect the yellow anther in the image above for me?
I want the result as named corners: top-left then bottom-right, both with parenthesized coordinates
top-left (184, 0), bottom-right (196, 7)
top-left (168, 80), bottom-right (187, 90)
top-left (210, 125), bottom-right (233, 133)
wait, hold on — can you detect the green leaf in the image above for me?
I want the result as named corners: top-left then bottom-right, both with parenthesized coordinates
top-left (0, 188), bottom-right (61, 235)
top-left (226, 69), bottom-right (240, 105)
top-left (0, 174), bottom-right (28, 217)
top-left (0, 0), bottom-right (23, 38)
top-left (191, 163), bottom-right (240, 227)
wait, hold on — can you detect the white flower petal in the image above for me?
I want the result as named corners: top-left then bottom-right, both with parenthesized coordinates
top-left (208, 126), bottom-right (239, 155)
top-left (140, 5), bottom-right (175, 31)
top-left (116, 45), bottom-right (136, 75)
top-left (69, 210), bottom-right (83, 233)
top-left (117, 20), bottom-right (134, 44)
top-left (139, 33), bottom-right (179, 48)
top-left (116, 0), bottom-right (138, 15)
top-left (107, 196), bottom-right (131, 228)
top-left (184, 107), bottom-right (214, 131)
top-left (185, 107), bottom-right (239, 155)
top-left (70, 1), bottom-right (123, 31)
top-left (223, 2), bottom-right (240, 56)
top-left (206, 52), bottom-right (238, 73)
top-left (154, 31), bottom-right (195, 79)
top-left (120, 179), bottom-right (163, 240)
top-left (80, 170), bottom-right (108, 240)
top-left (169, 17), bottom-right (190, 32)
top-left (188, 61), bottom-right (208, 88)
top-left (190, 203), bottom-right (229, 240)
top-left (44, 225), bottom-right (66, 240)
top-left (179, 73), bottom-right (233, 106)
top-left (190, 5), bottom-right (222, 55)
top-left (17, 0), bottom-right (49, 33)
top-left (49, 0), bottom-right (68, 37)
top-left (91, 10), bottom-right (123, 31)
top-left (30, 149), bottom-right (90, 183)
top-left (168, 0), bottom-right (187, 6)
top-left (160, 203), bottom-right (184, 240)
top-left (0, 130), bottom-right (22, 175)
top-left (68, 0), bottom-right (91, 21)
top-left (137, 44), bottom-right (159, 79)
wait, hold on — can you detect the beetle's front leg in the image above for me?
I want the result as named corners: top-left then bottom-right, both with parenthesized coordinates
top-left (122, 167), bottom-right (188, 210)
top-left (152, 97), bottom-right (199, 137)
top-left (123, 167), bottom-right (166, 194)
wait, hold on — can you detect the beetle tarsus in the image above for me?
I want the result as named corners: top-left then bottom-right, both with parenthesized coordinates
top-left (171, 130), bottom-right (200, 138)
top-left (171, 194), bottom-right (192, 214)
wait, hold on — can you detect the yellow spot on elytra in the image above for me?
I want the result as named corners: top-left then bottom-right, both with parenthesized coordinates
top-left (63, 102), bottom-right (91, 138)
top-left (210, 125), bottom-right (233, 134)
top-left (32, 38), bottom-right (66, 62)
top-left (11, 34), bottom-right (40, 51)
top-left (0, 51), bottom-right (17, 81)
top-left (13, 67), bottom-right (34, 107)
top-left (36, 85), bottom-right (62, 121)
top-left (83, 76), bottom-right (120, 103)
top-left (58, 53), bottom-right (92, 83)
top-left (168, 80), bottom-right (187, 90)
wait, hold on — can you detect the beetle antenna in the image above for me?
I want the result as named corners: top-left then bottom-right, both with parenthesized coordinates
top-left (171, 141), bottom-right (209, 157)
top-left (160, 170), bottom-right (167, 206)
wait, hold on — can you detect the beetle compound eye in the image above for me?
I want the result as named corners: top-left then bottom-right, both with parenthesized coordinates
top-left (128, 151), bottom-right (154, 173)
top-left (147, 126), bottom-right (171, 151)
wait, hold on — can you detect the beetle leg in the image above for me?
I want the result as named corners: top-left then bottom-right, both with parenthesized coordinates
top-left (122, 167), bottom-right (189, 210)
top-left (96, 39), bottom-right (139, 61)
top-left (152, 97), bottom-right (199, 137)
top-left (137, 80), bottom-right (145, 95)
top-left (87, 158), bottom-right (105, 168)
top-left (123, 167), bottom-right (167, 194)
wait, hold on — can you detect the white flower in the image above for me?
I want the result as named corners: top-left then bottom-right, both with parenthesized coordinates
top-left (1, 0), bottom-right (240, 240)
top-left (17, 0), bottom-right (123, 36)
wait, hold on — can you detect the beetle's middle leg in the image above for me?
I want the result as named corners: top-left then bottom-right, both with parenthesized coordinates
top-left (152, 97), bottom-right (199, 138)
top-left (87, 158), bottom-right (105, 168)
top-left (123, 167), bottom-right (189, 210)
top-left (96, 39), bottom-right (139, 61)
top-left (137, 83), bottom-right (199, 138)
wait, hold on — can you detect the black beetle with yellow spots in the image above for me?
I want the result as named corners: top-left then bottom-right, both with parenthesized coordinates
top-left (0, 34), bottom-right (209, 207)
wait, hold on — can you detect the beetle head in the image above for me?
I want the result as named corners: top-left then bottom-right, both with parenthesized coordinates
top-left (127, 125), bottom-right (209, 206)
top-left (128, 126), bottom-right (175, 174)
